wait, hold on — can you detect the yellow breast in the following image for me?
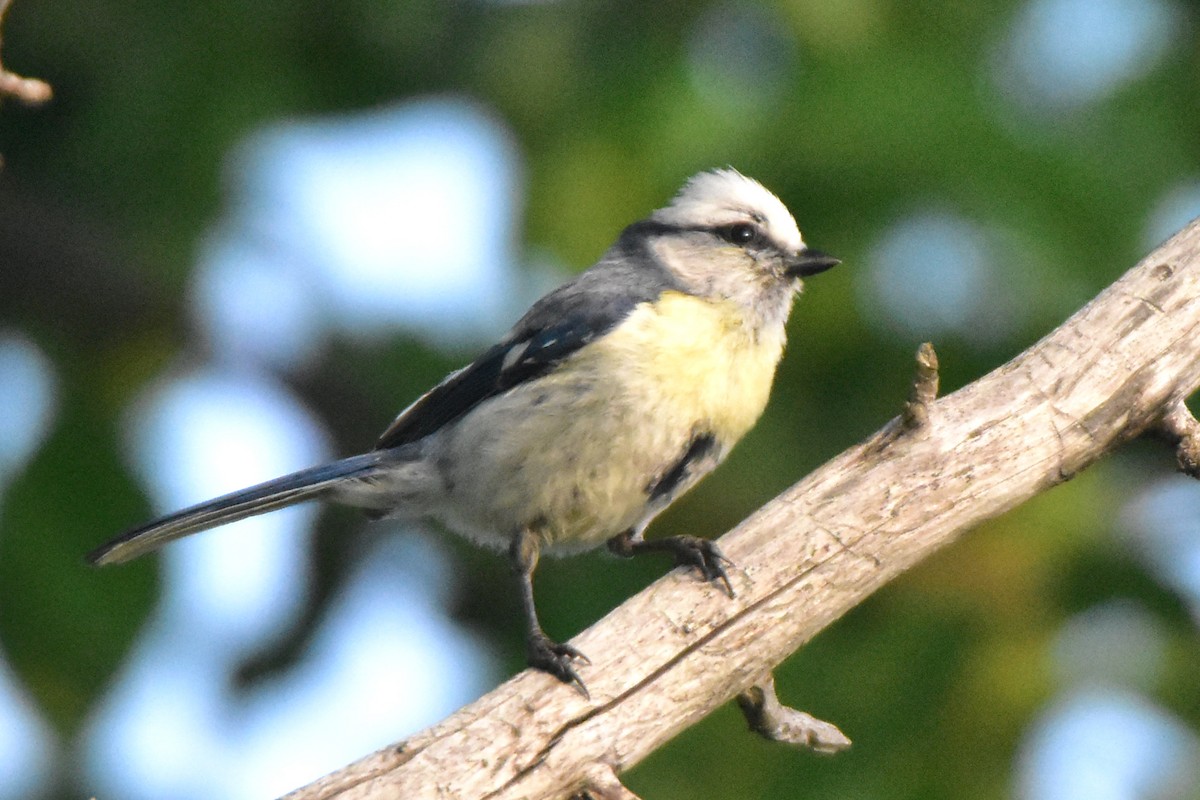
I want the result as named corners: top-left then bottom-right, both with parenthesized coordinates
top-left (435, 290), bottom-right (790, 549)
top-left (581, 290), bottom-right (786, 443)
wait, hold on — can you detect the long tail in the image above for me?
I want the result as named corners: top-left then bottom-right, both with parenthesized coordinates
top-left (87, 451), bottom-right (397, 566)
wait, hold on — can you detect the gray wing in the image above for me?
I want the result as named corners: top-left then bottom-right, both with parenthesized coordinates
top-left (375, 226), bottom-right (681, 450)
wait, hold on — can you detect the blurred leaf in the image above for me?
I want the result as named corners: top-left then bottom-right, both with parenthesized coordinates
top-left (0, 380), bottom-right (156, 733)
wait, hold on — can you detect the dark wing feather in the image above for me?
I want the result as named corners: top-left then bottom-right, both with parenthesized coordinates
top-left (374, 231), bottom-right (682, 451)
top-left (374, 314), bottom-right (619, 449)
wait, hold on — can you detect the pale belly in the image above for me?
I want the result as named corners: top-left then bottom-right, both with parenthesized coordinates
top-left (429, 293), bottom-right (786, 552)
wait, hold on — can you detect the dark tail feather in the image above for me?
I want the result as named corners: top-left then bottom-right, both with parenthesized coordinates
top-left (87, 451), bottom-right (393, 566)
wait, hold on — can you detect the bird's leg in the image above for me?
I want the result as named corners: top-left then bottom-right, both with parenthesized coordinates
top-left (607, 528), bottom-right (734, 597)
top-left (510, 528), bottom-right (590, 695)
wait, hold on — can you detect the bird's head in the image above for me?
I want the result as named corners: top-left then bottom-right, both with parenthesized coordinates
top-left (640, 169), bottom-right (838, 317)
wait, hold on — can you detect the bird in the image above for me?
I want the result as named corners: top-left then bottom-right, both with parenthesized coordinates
top-left (88, 168), bottom-right (838, 694)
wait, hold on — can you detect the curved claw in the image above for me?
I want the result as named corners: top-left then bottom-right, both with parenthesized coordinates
top-left (672, 536), bottom-right (735, 597)
top-left (528, 630), bottom-right (591, 698)
top-left (608, 530), bottom-right (736, 597)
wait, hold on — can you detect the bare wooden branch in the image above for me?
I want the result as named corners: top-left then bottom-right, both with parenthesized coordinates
top-left (0, 0), bottom-right (52, 106)
top-left (569, 765), bottom-right (643, 800)
top-left (735, 675), bottom-right (851, 755)
top-left (901, 341), bottom-right (940, 430)
top-left (1159, 398), bottom-right (1200, 478)
top-left (281, 219), bottom-right (1200, 800)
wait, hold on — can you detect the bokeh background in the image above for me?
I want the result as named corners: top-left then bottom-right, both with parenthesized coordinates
top-left (1, 0), bottom-right (1199, 798)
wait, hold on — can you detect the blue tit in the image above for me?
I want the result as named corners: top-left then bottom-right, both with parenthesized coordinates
top-left (89, 169), bottom-right (838, 693)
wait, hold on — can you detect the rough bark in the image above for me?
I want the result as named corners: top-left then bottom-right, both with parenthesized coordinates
top-left (283, 218), bottom-right (1200, 800)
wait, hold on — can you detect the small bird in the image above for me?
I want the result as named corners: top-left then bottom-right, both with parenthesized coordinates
top-left (88, 169), bottom-right (837, 693)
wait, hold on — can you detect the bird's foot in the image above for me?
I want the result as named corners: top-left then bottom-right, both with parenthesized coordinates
top-left (607, 530), bottom-right (736, 597)
top-left (664, 535), bottom-right (735, 597)
top-left (527, 629), bottom-right (590, 698)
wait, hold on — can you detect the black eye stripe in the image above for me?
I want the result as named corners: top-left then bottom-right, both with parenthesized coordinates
top-left (620, 219), bottom-right (774, 250)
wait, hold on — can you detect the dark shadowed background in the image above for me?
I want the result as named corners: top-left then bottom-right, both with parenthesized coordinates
top-left (1, 1), bottom-right (1198, 798)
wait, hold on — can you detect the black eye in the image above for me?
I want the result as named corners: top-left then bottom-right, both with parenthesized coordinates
top-left (721, 223), bottom-right (759, 246)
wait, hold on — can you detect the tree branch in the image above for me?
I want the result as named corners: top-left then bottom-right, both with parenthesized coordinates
top-left (735, 674), bottom-right (851, 755)
top-left (282, 219), bottom-right (1200, 800)
top-left (0, 0), bottom-right (51, 107)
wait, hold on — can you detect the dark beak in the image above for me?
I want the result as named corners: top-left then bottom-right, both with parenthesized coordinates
top-left (786, 248), bottom-right (840, 278)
